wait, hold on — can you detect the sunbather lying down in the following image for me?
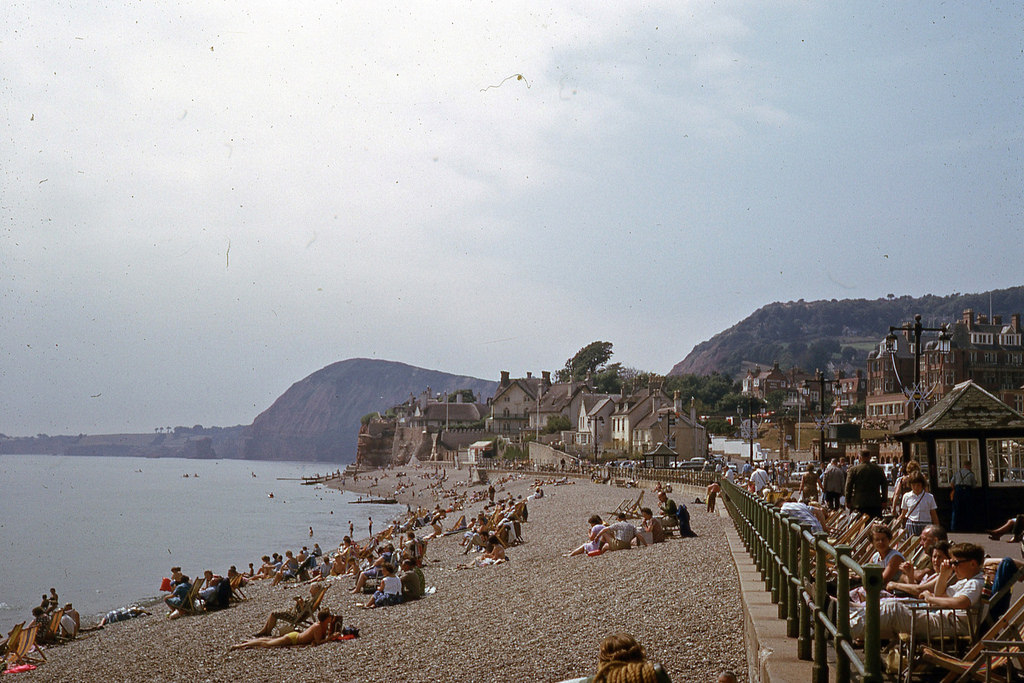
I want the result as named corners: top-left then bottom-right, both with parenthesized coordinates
top-left (230, 611), bottom-right (338, 650)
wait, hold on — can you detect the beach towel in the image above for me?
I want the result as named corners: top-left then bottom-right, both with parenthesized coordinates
top-left (3, 664), bottom-right (37, 674)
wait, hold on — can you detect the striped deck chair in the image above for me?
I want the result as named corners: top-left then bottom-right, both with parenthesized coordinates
top-left (229, 574), bottom-right (248, 601)
top-left (0, 622), bottom-right (24, 658)
top-left (920, 590), bottom-right (1024, 682)
top-left (178, 578), bottom-right (206, 614)
top-left (275, 584), bottom-right (329, 635)
top-left (608, 497), bottom-right (632, 516)
top-left (5, 621), bottom-right (46, 667)
top-left (41, 608), bottom-right (65, 644)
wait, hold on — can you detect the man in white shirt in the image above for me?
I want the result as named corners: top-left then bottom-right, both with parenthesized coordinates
top-left (750, 465), bottom-right (770, 495)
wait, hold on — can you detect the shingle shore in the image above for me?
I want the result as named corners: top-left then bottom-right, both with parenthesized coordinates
top-left (29, 467), bottom-right (748, 682)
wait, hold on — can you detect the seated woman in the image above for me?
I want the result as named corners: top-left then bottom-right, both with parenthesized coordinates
top-left (864, 541), bottom-right (951, 603)
top-left (363, 563), bottom-right (402, 608)
top-left (459, 534), bottom-right (507, 569)
top-left (231, 610), bottom-right (336, 650)
top-left (164, 574), bottom-right (192, 613)
top-left (565, 515), bottom-right (606, 557)
top-left (350, 544), bottom-right (395, 593)
top-left (867, 524), bottom-right (904, 586)
top-left (884, 544), bottom-right (954, 598)
top-left (253, 556), bottom-right (276, 580)
top-left (271, 550), bottom-right (301, 586)
top-left (638, 508), bottom-right (665, 545)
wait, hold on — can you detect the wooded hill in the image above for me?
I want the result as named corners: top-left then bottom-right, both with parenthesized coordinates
top-left (669, 286), bottom-right (1024, 379)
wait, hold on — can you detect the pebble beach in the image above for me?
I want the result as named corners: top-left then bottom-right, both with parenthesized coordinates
top-left (24, 466), bottom-right (748, 682)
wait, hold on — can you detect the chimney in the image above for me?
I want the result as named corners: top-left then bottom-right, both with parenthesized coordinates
top-left (978, 314), bottom-right (988, 325)
top-left (993, 315), bottom-right (1003, 326)
top-left (500, 371), bottom-right (510, 387)
top-left (674, 390), bottom-right (682, 413)
top-left (963, 309), bottom-right (974, 327)
top-left (542, 370), bottom-right (551, 387)
top-left (526, 371), bottom-right (532, 379)
top-left (1012, 313), bottom-right (1021, 332)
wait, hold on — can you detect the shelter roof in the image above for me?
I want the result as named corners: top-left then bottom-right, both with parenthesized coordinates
top-left (894, 380), bottom-right (1024, 436)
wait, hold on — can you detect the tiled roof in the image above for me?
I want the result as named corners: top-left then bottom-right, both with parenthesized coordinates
top-left (894, 380), bottom-right (1024, 435)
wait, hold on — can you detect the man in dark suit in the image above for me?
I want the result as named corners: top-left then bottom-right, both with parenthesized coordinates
top-left (844, 449), bottom-right (888, 519)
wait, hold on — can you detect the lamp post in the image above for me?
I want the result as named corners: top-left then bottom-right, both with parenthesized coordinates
top-left (591, 415), bottom-right (604, 462)
top-left (816, 369), bottom-right (827, 467)
top-left (739, 394), bottom-right (756, 465)
top-left (885, 314), bottom-right (951, 420)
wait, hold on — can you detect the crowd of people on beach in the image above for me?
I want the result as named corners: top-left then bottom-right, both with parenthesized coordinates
top-left (6, 460), bottom-right (742, 680)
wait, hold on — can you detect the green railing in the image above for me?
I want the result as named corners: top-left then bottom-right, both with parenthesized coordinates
top-left (721, 478), bottom-right (885, 683)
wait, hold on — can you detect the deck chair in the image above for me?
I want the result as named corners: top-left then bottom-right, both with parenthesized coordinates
top-left (443, 514), bottom-right (467, 535)
top-left (5, 621), bottom-right (45, 667)
top-left (0, 622), bottom-right (24, 658)
top-left (919, 588), bottom-right (1024, 681)
top-left (41, 608), bottom-right (65, 644)
top-left (276, 584), bottom-right (329, 635)
top-left (608, 497), bottom-right (632, 516)
top-left (229, 574), bottom-right (248, 601)
top-left (178, 578), bottom-right (206, 614)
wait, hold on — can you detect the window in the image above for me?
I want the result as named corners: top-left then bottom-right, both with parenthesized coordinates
top-left (935, 439), bottom-right (979, 487)
top-left (910, 441), bottom-right (928, 463)
top-left (987, 439), bottom-right (1024, 485)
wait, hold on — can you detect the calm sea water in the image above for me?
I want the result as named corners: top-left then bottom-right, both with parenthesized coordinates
top-left (0, 455), bottom-right (403, 632)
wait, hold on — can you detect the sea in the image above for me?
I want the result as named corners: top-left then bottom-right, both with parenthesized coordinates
top-left (0, 454), bottom-right (404, 633)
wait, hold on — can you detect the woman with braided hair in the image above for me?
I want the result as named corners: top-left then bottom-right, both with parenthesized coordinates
top-left (592, 633), bottom-right (665, 683)
top-left (557, 633), bottom-right (669, 683)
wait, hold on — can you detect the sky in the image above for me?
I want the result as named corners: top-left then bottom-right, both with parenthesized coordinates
top-left (2, 1), bottom-right (1022, 436)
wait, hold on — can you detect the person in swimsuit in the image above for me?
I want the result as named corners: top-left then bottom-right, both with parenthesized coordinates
top-left (230, 610), bottom-right (335, 650)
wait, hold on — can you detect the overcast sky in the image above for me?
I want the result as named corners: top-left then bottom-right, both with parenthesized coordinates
top-left (2, 2), bottom-right (1022, 436)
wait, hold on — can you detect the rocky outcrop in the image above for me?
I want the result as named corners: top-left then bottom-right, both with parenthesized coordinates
top-left (356, 422), bottom-right (433, 467)
top-left (243, 358), bottom-right (497, 463)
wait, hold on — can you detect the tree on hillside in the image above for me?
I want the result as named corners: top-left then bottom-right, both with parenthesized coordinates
top-left (444, 389), bottom-right (476, 403)
top-left (557, 341), bottom-right (614, 382)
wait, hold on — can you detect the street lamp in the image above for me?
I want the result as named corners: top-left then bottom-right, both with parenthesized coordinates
top-left (739, 394), bottom-right (757, 465)
top-left (591, 415), bottom-right (605, 462)
top-left (816, 369), bottom-right (827, 467)
top-left (884, 314), bottom-right (952, 420)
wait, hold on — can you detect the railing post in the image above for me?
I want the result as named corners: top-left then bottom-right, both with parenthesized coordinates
top-left (778, 512), bottom-right (790, 620)
top-left (835, 544), bottom-right (852, 683)
top-left (861, 565), bottom-right (884, 683)
top-left (797, 523), bottom-right (812, 660)
top-left (769, 508), bottom-right (781, 605)
top-left (786, 519), bottom-right (799, 638)
top-left (754, 498), bottom-right (766, 578)
top-left (812, 531), bottom-right (829, 683)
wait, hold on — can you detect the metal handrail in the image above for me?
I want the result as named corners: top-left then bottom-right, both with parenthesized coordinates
top-left (721, 478), bottom-right (884, 683)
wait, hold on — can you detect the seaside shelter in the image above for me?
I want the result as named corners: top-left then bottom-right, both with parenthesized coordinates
top-left (643, 442), bottom-right (678, 469)
top-left (893, 380), bottom-right (1024, 531)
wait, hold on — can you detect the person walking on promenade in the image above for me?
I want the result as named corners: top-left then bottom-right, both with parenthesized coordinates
top-left (950, 461), bottom-right (978, 531)
top-left (822, 458), bottom-right (845, 510)
top-left (844, 449), bottom-right (888, 519)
